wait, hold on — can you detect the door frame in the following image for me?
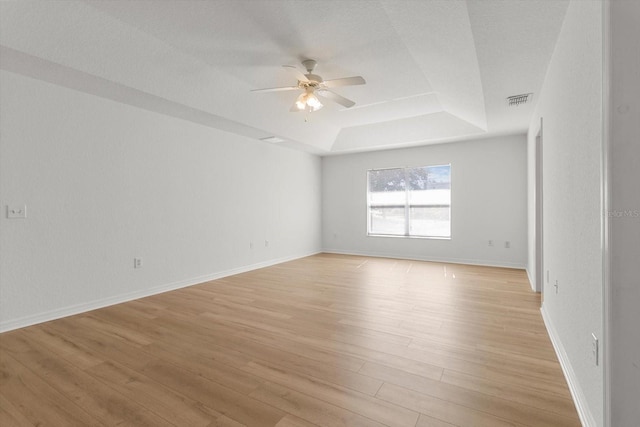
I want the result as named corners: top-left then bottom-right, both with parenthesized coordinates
top-left (535, 118), bottom-right (544, 298)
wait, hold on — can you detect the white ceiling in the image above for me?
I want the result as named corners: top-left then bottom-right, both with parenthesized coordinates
top-left (0, 0), bottom-right (569, 155)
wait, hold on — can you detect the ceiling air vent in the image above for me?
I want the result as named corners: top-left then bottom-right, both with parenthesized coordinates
top-left (507, 93), bottom-right (532, 106)
top-left (259, 136), bottom-right (284, 143)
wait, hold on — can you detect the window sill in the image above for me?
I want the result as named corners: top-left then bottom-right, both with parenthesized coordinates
top-left (367, 234), bottom-right (451, 240)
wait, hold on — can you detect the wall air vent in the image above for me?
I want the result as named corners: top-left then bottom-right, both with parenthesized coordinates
top-left (507, 93), bottom-right (533, 106)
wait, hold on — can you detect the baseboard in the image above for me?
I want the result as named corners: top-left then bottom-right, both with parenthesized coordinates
top-left (526, 268), bottom-right (536, 292)
top-left (322, 249), bottom-right (526, 270)
top-left (0, 251), bottom-right (320, 333)
top-left (541, 304), bottom-right (598, 427)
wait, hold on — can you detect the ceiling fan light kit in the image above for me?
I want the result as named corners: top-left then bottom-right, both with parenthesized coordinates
top-left (296, 90), bottom-right (323, 111)
top-left (252, 59), bottom-right (366, 113)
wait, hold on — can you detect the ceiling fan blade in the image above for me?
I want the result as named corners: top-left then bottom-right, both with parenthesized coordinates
top-left (322, 76), bottom-right (366, 88)
top-left (317, 90), bottom-right (356, 108)
top-left (282, 65), bottom-right (309, 82)
top-left (251, 85), bottom-right (299, 93)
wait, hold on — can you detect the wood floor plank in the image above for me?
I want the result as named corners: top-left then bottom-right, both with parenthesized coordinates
top-left (207, 414), bottom-right (249, 427)
top-left (440, 369), bottom-right (579, 419)
top-left (0, 394), bottom-right (34, 427)
top-left (137, 359), bottom-right (284, 427)
top-left (187, 317), bottom-right (367, 374)
top-left (18, 325), bottom-right (105, 370)
top-left (142, 339), bottom-right (264, 396)
top-left (243, 361), bottom-right (418, 427)
top-left (76, 314), bottom-right (154, 346)
top-left (0, 352), bottom-right (103, 426)
top-left (2, 333), bottom-right (174, 427)
top-left (201, 316), bottom-right (444, 381)
top-left (249, 382), bottom-right (387, 427)
top-left (376, 382), bottom-right (522, 427)
top-left (415, 413), bottom-right (457, 427)
top-left (42, 318), bottom-right (153, 371)
top-left (85, 360), bottom-right (216, 426)
top-left (360, 362), bottom-right (580, 426)
top-left (143, 327), bottom-right (383, 397)
top-left (275, 415), bottom-right (320, 427)
top-left (0, 253), bottom-right (580, 426)
top-left (405, 339), bottom-right (569, 389)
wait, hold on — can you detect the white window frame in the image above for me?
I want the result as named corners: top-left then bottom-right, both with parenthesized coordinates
top-left (367, 164), bottom-right (451, 239)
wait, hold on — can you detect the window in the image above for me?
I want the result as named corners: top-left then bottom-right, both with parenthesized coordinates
top-left (367, 164), bottom-right (451, 238)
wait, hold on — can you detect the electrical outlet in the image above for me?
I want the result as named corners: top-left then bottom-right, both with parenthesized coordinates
top-left (554, 279), bottom-right (559, 294)
top-left (488, 240), bottom-right (494, 247)
top-left (591, 333), bottom-right (599, 366)
top-left (504, 241), bottom-right (511, 249)
top-left (134, 258), bottom-right (143, 269)
top-left (7, 205), bottom-right (27, 219)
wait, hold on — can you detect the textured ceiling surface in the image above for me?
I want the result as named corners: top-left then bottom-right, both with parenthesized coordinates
top-left (0, 0), bottom-right (569, 154)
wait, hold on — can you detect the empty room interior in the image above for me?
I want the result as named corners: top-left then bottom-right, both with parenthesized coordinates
top-left (1, 1), bottom-right (638, 427)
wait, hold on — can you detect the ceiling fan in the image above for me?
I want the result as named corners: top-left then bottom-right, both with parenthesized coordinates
top-left (251, 59), bottom-right (366, 112)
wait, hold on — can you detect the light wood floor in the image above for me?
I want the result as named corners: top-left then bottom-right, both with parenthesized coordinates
top-left (0, 253), bottom-right (580, 427)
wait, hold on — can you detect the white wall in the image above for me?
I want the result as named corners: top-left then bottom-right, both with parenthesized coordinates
top-left (0, 70), bottom-right (322, 332)
top-left (322, 135), bottom-right (527, 268)
top-left (608, 1), bottom-right (640, 425)
top-left (526, 1), bottom-right (603, 425)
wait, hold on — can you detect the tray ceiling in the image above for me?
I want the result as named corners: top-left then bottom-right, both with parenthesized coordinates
top-left (0, 0), bottom-right (569, 154)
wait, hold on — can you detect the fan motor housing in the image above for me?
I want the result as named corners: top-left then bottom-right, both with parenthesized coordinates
top-left (302, 59), bottom-right (317, 72)
top-left (304, 74), bottom-right (323, 84)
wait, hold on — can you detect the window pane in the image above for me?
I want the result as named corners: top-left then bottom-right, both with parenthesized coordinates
top-left (368, 168), bottom-right (406, 194)
top-left (407, 166), bottom-right (430, 191)
top-left (368, 168), bottom-right (406, 235)
top-left (407, 165), bottom-right (451, 237)
top-left (409, 207), bottom-right (450, 237)
top-left (370, 207), bottom-right (406, 235)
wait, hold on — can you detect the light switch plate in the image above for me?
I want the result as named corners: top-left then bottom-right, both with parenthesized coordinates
top-left (7, 205), bottom-right (27, 219)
